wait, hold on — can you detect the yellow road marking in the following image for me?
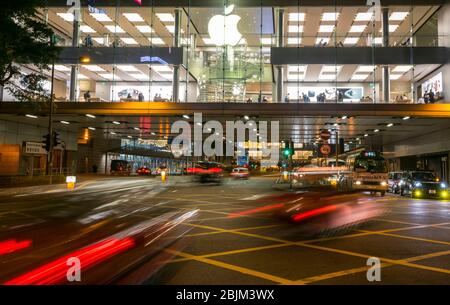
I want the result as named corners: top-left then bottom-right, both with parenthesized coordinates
top-left (358, 229), bottom-right (450, 246)
top-left (166, 249), bottom-right (298, 285)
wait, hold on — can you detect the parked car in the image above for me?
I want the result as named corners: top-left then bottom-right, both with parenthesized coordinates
top-left (388, 171), bottom-right (403, 193)
top-left (400, 171), bottom-right (448, 198)
top-left (230, 167), bottom-right (250, 179)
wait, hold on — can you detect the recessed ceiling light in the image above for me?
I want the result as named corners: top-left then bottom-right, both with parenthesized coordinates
top-left (364, 134), bottom-right (369, 137)
top-left (105, 25), bottom-right (125, 33)
top-left (402, 116), bottom-right (410, 120)
top-left (80, 25), bottom-right (96, 33)
top-left (343, 37), bottom-right (359, 45)
top-left (319, 74), bottom-right (337, 80)
top-left (341, 116), bottom-right (347, 119)
top-left (355, 12), bottom-right (373, 21)
top-left (127, 135), bottom-right (133, 138)
top-left (85, 114), bottom-right (96, 118)
top-left (92, 37), bottom-right (105, 45)
top-left (322, 65), bottom-right (342, 72)
top-left (322, 12), bottom-right (340, 21)
top-left (182, 115), bottom-right (190, 119)
top-left (287, 37), bottom-right (302, 44)
top-left (356, 65), bottom-right (376, 73)
top-left (260, 37), bottom-right (273, 45)
top-left (389, 12), bottom-right (409, 21)
top-left (288, 13), bottom-right (305, 22)
top-left (151, 65), bottom-right (172, 73)
top-left (244, 115), bottom-right (250, 120)
top-left (389, 74), bottom-right (403, 80)
top-left (148, 37), bottom-right (165, 45)
top-left (351, 74), bottom-right (369, 80)
top-left (110, 132), bottom-right (116, 135)
top-left (156, 13), bottom-right (174, 22)
top-left (349, 25), bottom-right (366, 33)
top-left (57, 13), bottom-right (74, 22)
top-left (117, 65), bottom-right (139, 72)
top-left (120, 38), bottom-right (138, 45)
top-left (60, 120), bottom-right (70, 125)
top-left (129, 73), bottom-right (149, 81)
top-left (319, 25), bottom-right (335, 33)
top-left (387, 123), bottom-right (394, 127)
top-left (54, 65), bottom-right (71, 72)
top-left (374, 129), bottom-right (379, 132)
top-left (91, 13), bottom-right (112, 22)
top-left (151, 132), bottom-right (156, 135)
top-left (112, 121), bottom-right (121, 125)
top-left (88, 127), bottom-right (96, 130)
top-left (392, 65), bottom-right (413, 73)
top-left (123, 13), bottom-right (144, 22)
top-left (135, 25), bottom-right (153, 33)
top-left (25, 114), bottom-right (38, 119)
top-left (99, 74), bottom-right (121, 81)
top-left (133, 127), bottom-right (140, 130)
top-left (83, 65), bottom-right (105, 72)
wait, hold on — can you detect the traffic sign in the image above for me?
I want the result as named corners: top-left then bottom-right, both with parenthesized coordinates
top-left (320, 130), bottom-right (331, 141)
top-left (320, 144), bottom-right (331, 155)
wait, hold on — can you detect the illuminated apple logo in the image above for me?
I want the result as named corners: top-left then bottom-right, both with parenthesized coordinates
top-left (208, 5), bottom-right (242, 46)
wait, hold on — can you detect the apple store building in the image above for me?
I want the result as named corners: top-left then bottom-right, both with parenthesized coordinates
top-left (8, 0), bottom-right (449, 105)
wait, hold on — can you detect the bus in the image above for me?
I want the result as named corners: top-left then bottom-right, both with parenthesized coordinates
top-left (340, 151), bottom-right (389, 196)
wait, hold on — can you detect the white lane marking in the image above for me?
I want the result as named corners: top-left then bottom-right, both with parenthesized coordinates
top-left (94, 199), bottom-right (129, 210)
top-left (241, 194), bottom-right (266, 201)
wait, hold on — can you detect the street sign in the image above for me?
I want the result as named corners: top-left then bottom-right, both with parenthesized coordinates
top-left (24, 142), bottom-right (48, 155)
top-left (320, 144), bottom-right (331, 156)
top-left (320, 130), bottom-right (331, 141)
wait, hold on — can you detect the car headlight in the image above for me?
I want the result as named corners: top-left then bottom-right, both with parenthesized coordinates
top-left (440, 182), bottom-right (447, 189)
top-left (380, 181), bottom-right (387, 186)
top-left (414, 182), bottom-right (422, 188)
top-left (355, 181), bottom-right (362, 185)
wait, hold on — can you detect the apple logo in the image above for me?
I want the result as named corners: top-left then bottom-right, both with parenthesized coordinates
top-left (208, 5), bottom-right (242, 46)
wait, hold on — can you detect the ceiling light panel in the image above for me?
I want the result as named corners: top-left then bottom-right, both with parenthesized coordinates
top-left (123, 13), bottom-right (144, 22)
top-left (322, 12), bottom-right (340, 21)
top-left (105, 25), bottom-right (125, 33)
top-left (288, 13), bottom-right (305, 22)
top-left (90, 13), bottom-right (112, 22)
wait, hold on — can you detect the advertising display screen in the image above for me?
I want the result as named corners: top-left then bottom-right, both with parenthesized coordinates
top-left (287, 86), bottom-right (363, 102)
top-left (421, 72), bottom-right (442, 95)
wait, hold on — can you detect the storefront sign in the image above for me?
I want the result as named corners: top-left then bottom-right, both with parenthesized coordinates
top-left (24, 142), bottom-right (47, 155)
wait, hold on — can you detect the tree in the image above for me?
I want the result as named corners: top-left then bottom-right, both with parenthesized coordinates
top-left (0, 0), bottom-right (59, 101)
top-left (7, 74), bottom-right (51, 102)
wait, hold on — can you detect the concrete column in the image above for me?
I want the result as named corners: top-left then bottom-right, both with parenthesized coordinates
top-left (69, 20), bottom-right (80, 101)
top-left (172, 9), bottom-right (181, 102)
top-left (382, 8), bottom-right (390, 103)
top-left (275, 9), bottom-right (284, 103)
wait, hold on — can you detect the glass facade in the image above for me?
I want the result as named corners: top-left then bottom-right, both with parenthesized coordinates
top-left (4, 1), bottom-right (448, 104)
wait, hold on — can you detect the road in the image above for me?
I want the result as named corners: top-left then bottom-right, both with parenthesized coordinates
top-left (0, 176), bottom-right (449, 284)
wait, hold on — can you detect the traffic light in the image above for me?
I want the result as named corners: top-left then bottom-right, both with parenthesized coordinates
top-left (53, 131), bottom-right (61, 147)
top-left (43, 133), bottom-right (51, 152)
top-left (282, 147), bottom-right (293, 157)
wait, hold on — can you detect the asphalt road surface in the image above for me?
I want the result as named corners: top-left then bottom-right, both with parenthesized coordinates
top-left (0, 176), bottom-right (449, 284)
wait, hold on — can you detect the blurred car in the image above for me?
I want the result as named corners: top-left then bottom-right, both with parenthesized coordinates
top-left (110, 160), bottom-right (131, 176)
top-left (230, 167), bottom-right (249, 179)
top-left (400, 171), bottom-right (448, 198)
top-left (388, 171), bottom-right (403, 194)
top-left (186, 161), bottom-right (224, 184)
top-left (136, 166), bottom-right (151, 176)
